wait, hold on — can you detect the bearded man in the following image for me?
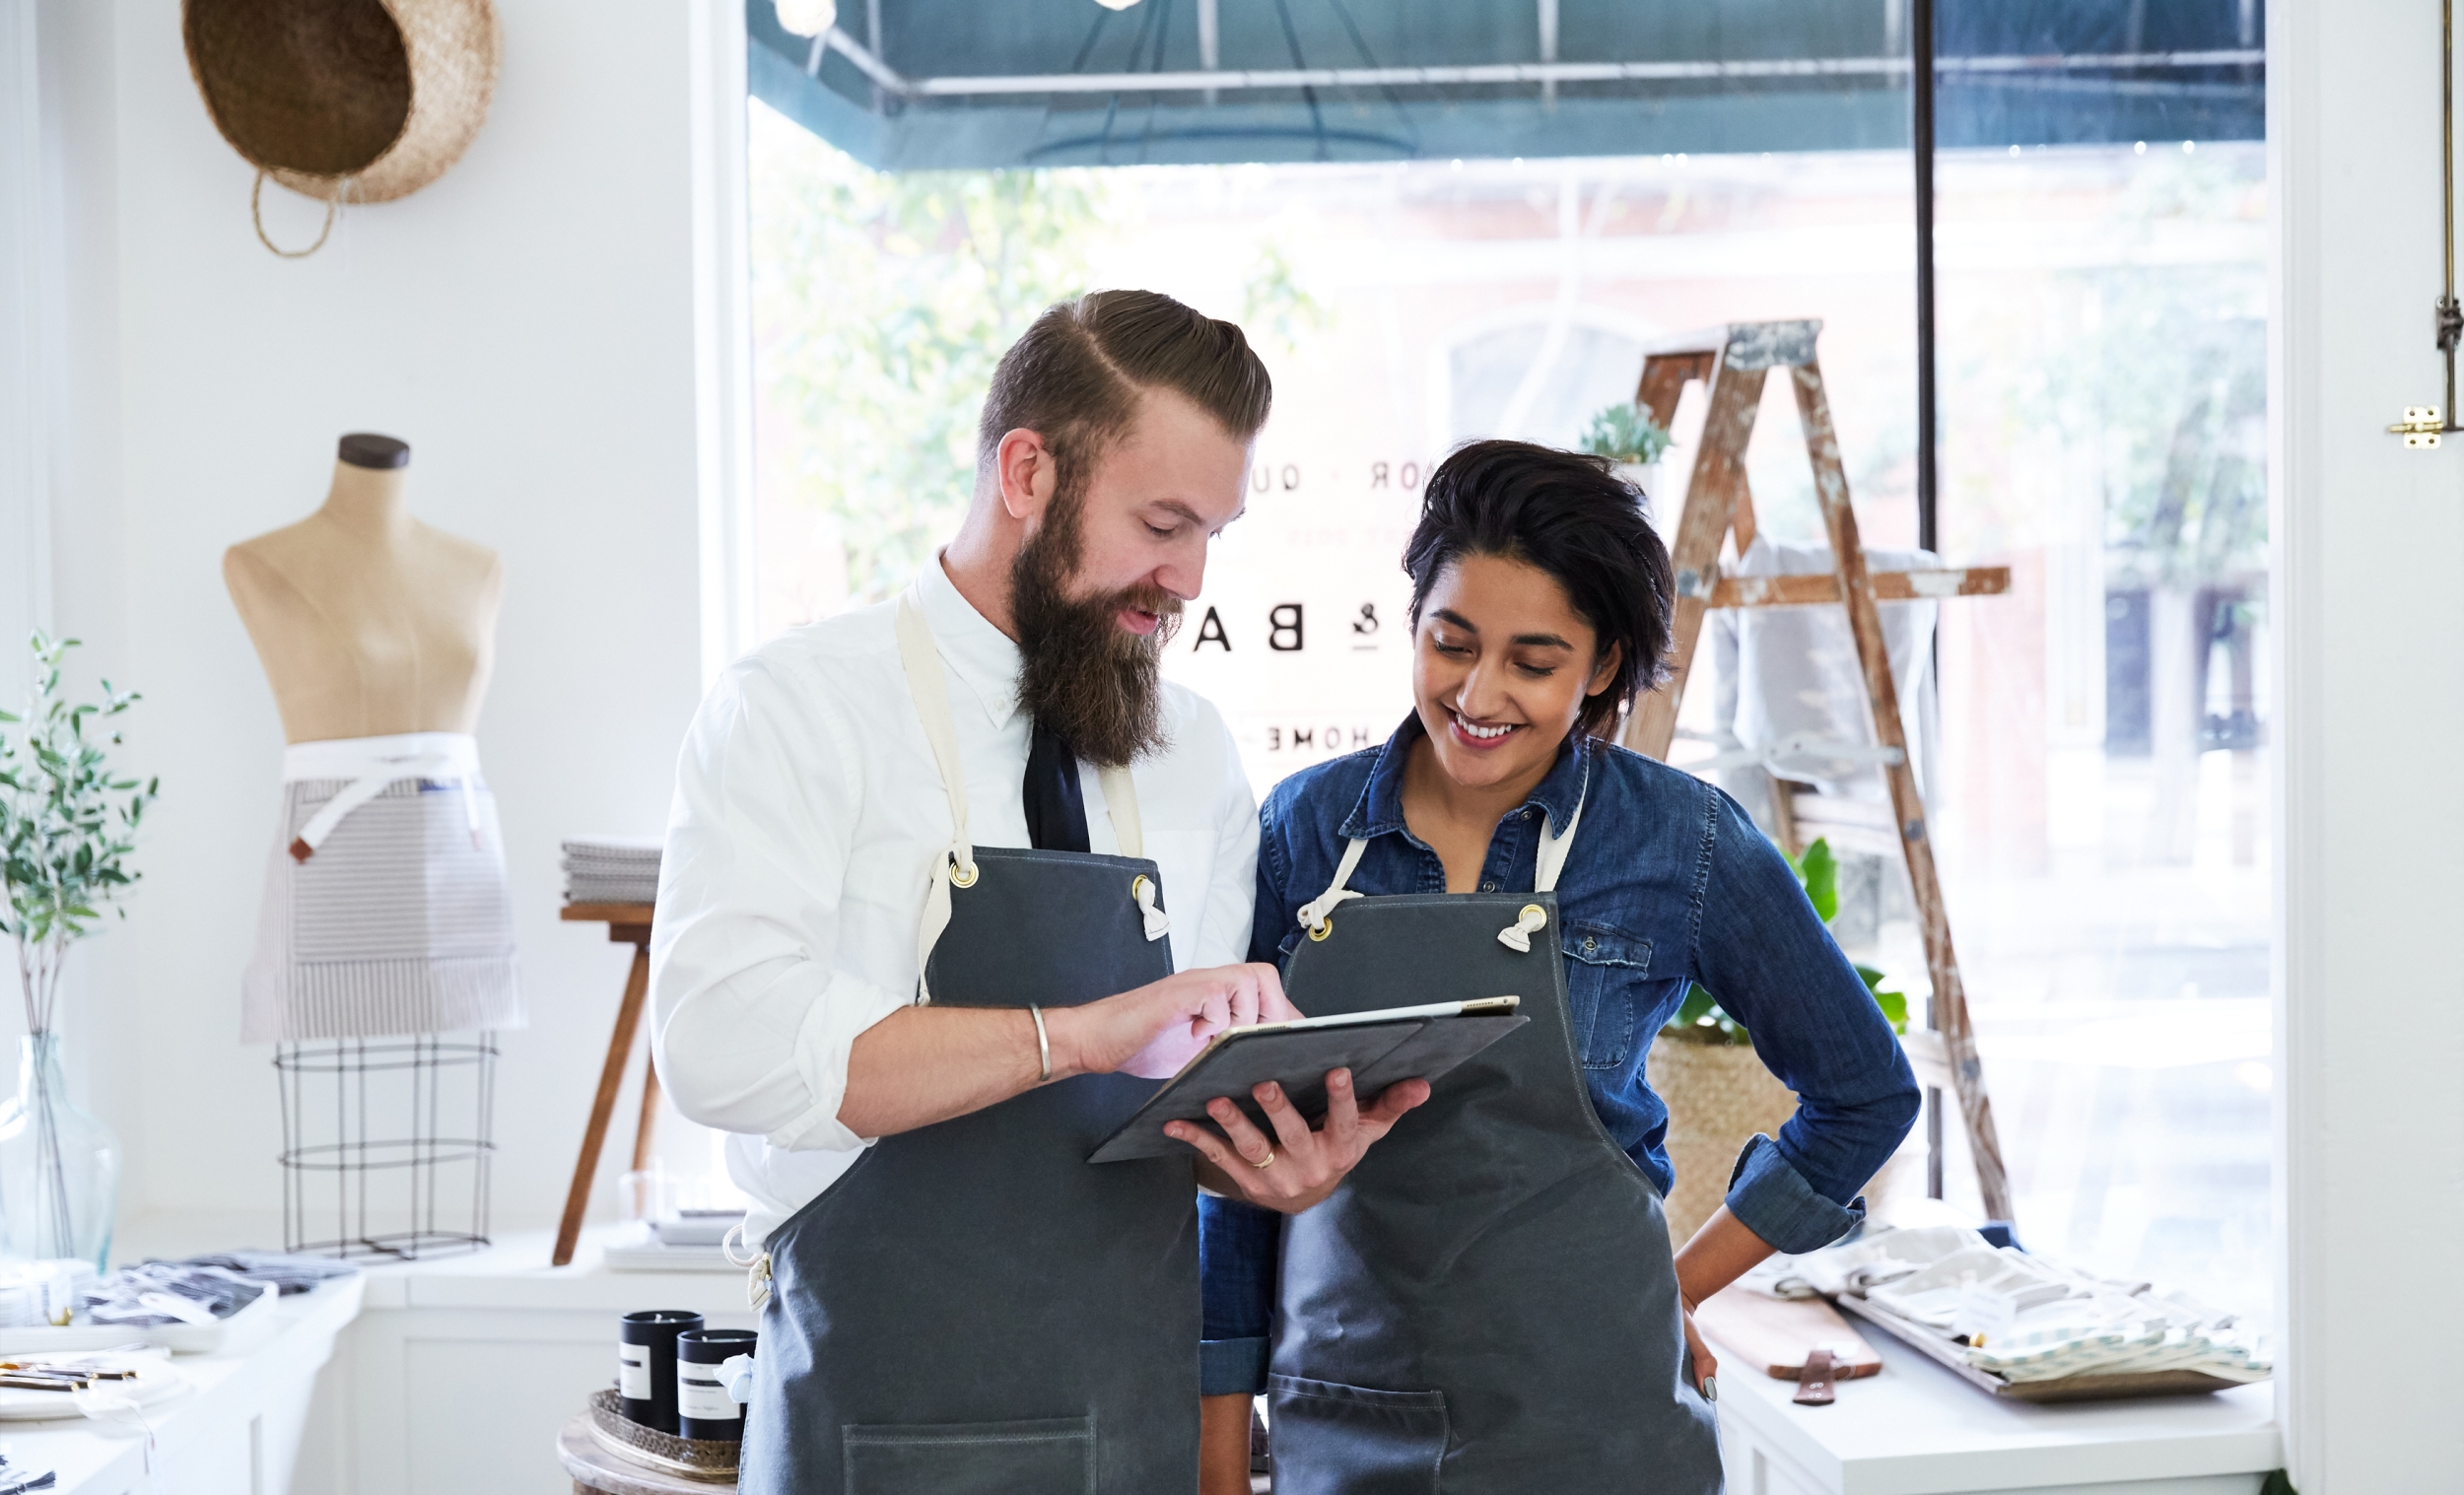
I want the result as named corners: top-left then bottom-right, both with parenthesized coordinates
top-left (651, 291), bottom-right (1422, 1494)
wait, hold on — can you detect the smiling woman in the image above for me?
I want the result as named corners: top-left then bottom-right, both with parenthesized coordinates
top-left (1400, 442), bottom-right (1673, 873)
top-left (1197, 437), bottom-right (1919, 1493)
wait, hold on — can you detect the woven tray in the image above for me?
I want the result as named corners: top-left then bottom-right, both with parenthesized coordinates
top-left (586, 1389), bottom-right (739, 1480)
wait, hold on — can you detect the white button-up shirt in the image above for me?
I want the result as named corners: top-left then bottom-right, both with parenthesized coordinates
top-left (650, 559), bottom-right (1260, 1245)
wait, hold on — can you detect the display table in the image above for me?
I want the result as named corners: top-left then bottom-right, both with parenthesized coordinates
top-left (0, 1272), bottom-right (365, 1495)
top-left (1713, 1319), bottom-right (2281, 1495)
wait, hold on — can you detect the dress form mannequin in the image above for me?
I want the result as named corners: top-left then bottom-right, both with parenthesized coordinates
top-left (231, 435), bottom-right (517, 1259)
top-left (224, 433), bottom-right (504, 744)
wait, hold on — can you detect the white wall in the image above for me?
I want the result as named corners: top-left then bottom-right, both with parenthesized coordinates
top-left (24, 0), bottom-right (719, 1239)
top-left (1, 0), bottom-right (59, 692)
top-left (2274, 0), bottom-right (2464, 1487)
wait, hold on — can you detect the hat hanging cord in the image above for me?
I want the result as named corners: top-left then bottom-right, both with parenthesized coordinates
top-left (250, 170), bottom-right (351, 259)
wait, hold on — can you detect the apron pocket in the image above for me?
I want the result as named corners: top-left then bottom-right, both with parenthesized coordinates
top-left (843, 1415), bottom-right (1095, 1494)
top-left (1266, 1374), bottom-right (1448, 1495)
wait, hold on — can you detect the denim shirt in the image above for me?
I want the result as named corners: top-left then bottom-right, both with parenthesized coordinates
top-left (1197, 715), bottom-right (1921, 1395)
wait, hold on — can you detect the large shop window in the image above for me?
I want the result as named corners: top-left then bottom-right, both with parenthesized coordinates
top-left (743, 6), bottom-right (2268, 1320)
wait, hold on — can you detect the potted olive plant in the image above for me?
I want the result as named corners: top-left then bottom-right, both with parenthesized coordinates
top-left (1577, 399), bottom-right (1674, 497)
top-left (0, 634), bottom-right (156, 1272)
top-left (1645, 839), bottom-right (1908, 1242)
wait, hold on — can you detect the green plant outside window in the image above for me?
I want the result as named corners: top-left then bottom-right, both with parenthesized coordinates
top-left (1576, 401), bottom-right (1675, 467)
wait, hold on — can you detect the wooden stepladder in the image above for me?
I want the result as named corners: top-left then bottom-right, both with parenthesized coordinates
top-left (1620, 319), bottom-right (2017, 1224)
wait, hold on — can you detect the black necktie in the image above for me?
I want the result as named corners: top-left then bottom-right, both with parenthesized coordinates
top-left (1023, 718), bottom-right (1091, 853)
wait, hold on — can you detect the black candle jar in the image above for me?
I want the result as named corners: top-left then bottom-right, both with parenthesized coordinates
top-left (676, 1327), bottom-right (758, 1442)
top-left (619, 1310), bottom-right (704, 1434)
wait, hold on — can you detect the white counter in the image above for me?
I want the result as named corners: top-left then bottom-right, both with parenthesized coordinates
top-left (321, 1227), bottom-right (756, 1495)
top-left (85, 1217), bottom-right (2271, 1495)
top-left (1, 1274), bottom-right (364, 1495)
top-left (1713, 1321), bottom-right (2281, 1495)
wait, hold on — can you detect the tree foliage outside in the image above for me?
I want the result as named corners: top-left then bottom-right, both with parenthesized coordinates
top-left (1239, 238), bottom-right (1335, 355)
top-left (751, 109), bottom-right (1124, 608)
top-left (1955, 153), bottom-right (2268, 588)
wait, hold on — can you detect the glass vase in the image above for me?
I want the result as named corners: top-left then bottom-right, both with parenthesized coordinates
top-left (0, 1035), bottom-right (118, 1273)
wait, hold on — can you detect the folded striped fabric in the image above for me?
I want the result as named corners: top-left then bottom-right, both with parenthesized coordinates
top-left (563, 836), bottom-right (662, 906)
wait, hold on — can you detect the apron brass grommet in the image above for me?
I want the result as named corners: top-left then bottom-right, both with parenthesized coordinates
top-left (1130, 873), bottom-right (1151, 900)
top-left (1521, 904), bottom-right (1546, 926)
top-left (949, 860), bottom-right (978, 889)
top-left (1308, 918), bottom-right (1333, 941)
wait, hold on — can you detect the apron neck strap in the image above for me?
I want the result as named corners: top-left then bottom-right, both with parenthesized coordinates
top-left (1534, 793), bottom-right (1584, 895)
top-left (894, 592), bottom-right (976, 879)
top-left (1297, 781), bottom-right (1587, 936)
top-left (1095, 765), bottom-right (1142, 859)
top-left (1297, 836), bottom-right (1371, 936)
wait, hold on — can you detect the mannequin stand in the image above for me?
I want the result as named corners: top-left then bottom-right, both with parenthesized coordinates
top-left (276, 1033), bottom-right (498, 1260)
top-left (554, 904), bottom-right (660, 1267)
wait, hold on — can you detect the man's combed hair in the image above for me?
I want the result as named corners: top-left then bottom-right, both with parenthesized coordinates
top-left (977, 291), bottom-right (1273, 486)
top-left (1403, 440), bottom-right (1675, 739)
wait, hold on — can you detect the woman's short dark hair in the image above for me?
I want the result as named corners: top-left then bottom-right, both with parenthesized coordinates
top-left (1403, 440), bottom-right (1674, 739)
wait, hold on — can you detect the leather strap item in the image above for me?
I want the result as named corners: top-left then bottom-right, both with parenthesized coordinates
top-left (1793, 1347), bottom-right (1838, 1406)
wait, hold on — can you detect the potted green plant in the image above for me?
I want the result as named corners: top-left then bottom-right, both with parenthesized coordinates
top-left (1577, 400), bottom-right (1674, 494)
top-left (0, 633), bottom-right (156, 1272)
top-left (1644, 838), bottom-right (1908, 1242)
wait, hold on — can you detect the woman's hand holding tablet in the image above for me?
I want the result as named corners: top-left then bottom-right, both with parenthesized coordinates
top-left (1092, 997), bottom-right (1529, 1212)
top-left (1168, 1067), bottom-right (1431, 1212)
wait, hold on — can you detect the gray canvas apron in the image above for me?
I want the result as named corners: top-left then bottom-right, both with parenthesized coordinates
top-left (738, 592), bottom-right (1195, 1495)
top-left (1267, 790), bottom-right (1723, 1494)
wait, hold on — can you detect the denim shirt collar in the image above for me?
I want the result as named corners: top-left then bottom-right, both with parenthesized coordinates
top-left (1339, 713), bottom-right (1594, 843)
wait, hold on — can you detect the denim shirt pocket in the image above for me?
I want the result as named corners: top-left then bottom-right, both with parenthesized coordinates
top-left (1561, 920), bottom-right (1652, 1070)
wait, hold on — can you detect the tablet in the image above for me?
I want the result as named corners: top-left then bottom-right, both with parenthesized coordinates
top-left (1085, 997), bottom-right (1528, 1164)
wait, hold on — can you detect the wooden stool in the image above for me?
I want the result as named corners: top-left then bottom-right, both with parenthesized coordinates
top-left (558, 1413), bottom-right (738, 1494)
top-left (555, 903), bottom-right (659, 1267)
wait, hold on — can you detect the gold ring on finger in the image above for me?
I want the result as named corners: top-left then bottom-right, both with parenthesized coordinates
top-left (1249, 1146), bottom-right (1275, 1170)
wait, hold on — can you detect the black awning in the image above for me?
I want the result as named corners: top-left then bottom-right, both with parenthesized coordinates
top-left (750, 0), bottom-right (2263, 171)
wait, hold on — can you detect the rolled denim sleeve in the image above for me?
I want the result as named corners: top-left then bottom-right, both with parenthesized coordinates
top-left (1727, 1133), bottom-right (1865, 1252)
top-left (1692, 789), bottom-right (1920, 1255)
top-left (1198, 1194), bottom-right (1279, 1395)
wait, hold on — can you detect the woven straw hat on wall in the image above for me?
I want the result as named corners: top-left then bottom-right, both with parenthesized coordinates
top-left (184, 0), bottom-right (500, 250)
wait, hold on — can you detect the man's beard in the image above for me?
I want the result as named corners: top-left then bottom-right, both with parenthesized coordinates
top-left (1010, 493), bottom-right (1185, 769)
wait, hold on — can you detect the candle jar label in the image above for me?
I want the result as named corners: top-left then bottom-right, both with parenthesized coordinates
top-left (617, 1342), bottom-right (650, 1399)
top-left (678, 1367), bottom-right (738, 1422)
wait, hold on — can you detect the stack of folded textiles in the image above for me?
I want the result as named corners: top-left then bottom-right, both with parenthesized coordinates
top-left (1751, 1224), bottom-right (2271, 1386)
top-left (563, 836), bottom-right (663, 907)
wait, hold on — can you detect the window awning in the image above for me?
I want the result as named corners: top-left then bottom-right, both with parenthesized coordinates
top-left (749, 0), bottom-right (2263, 171)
